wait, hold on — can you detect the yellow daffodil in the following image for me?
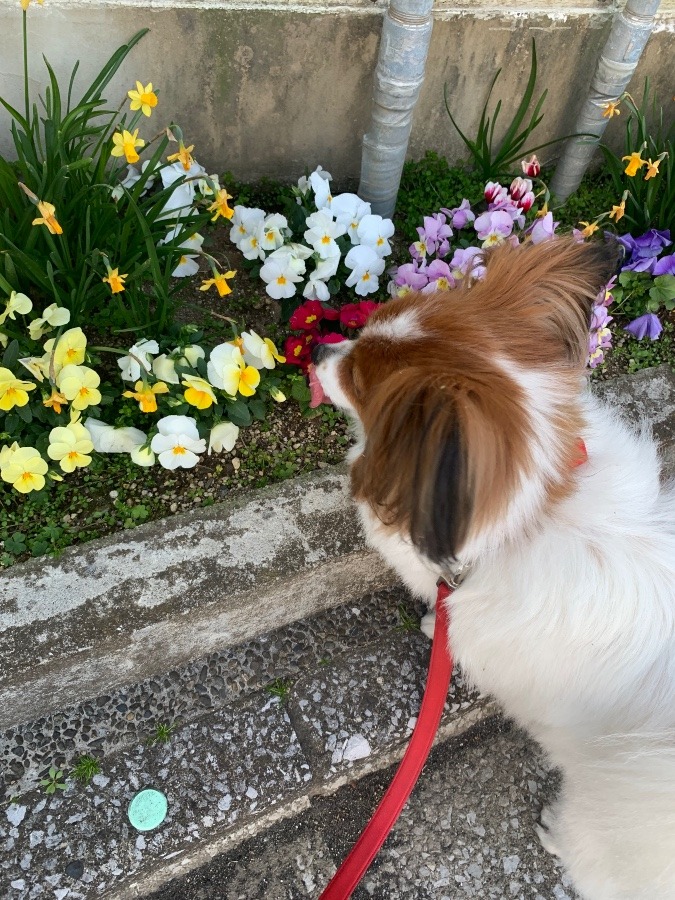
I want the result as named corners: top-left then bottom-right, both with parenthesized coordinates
top-left (122, 379), bottom-right (170, 413)
top-left (579, 221), bottom-right (600, 238)
top-left (128, 81), bottom-right (158, 117)
top-left (207, 189), bottom-right (234, 222)
top-left (111, 129), bottom-right (145, 165)
top-left (199, 270), bottom-right (236, 298)
top-left (57, 364), bottom-right (101, 410)
top-left (43, 327), bottom-right (87, 376)
top-left (182, 375), bottom-right (217, 410)
top-left (47, 421), bottom-right (94, 473)
top-left (0, 367), bottom-right (37, 410)
top-left (20, 0), bottom-right (44, 9)
top-left (602, 100), bottom-right (621, 119)
top-left (102, 267), bottom-right (127, 294)
top-left (645, 158), bottom-right (661, 180)
top-left (0, 291), bottom-right (32, 326)
top-left (43, 388), bottom-right (68, 414)
top-left (622, 152), bottom-right (647, 177)
top-left (1, 445), bottom-right (48, 493)
top-left (32, 200), bottom-right (63, 235)
top-left (609, 200), bottom-right (626, 222)
top-left (167, 141), bottom-right (195, 172)
top-left (535, 201), bottom-right (549, 219)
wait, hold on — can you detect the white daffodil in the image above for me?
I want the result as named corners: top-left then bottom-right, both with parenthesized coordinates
top-left (118, 339), bottom-right (160, 382)
top-left (208, 421), bottom-right (239, 454)
top-left (229, 206), bottom-right (265, 250)
top-left (304, 211), bottom-right (346, 260)
top-left (310, 169), bottom-right (333, 211)
top-left (259, 253), bottom-right (305, 300)
top-left (345, 245), bottom-right (386, 296)
top-left (331, 193), bottom-right (372, 245)
top-left (28, 303), bottom-right (70, 341)
top-left (151, 415), bottom-right (206, 470)
top-left (0, 291), bottom-right (32, 326)
top-left (85, 418), bottom-right (148, 453)
top-left (357, 214), bottom-right (395, 257)
top-left (241, 330), bottom-right (285, 370)
top-left (302, 253), bottom-right (340, 302)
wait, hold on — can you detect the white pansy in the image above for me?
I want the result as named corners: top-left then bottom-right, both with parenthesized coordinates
top-left (259, 254), bottom-right (305, 300)
top-left (239, 232), bottom-right (266, 261)
top-left (356, 214), bottom-right (395, 257)
top-left (161, 227), bottom-right (204, 278)
top-left (0, 291), bottom-right (32, 326)
top-left (151, 415), bottom-right (206, 470)
top-left (28, 303), bottom-right (70, 341)
top-left (344, 245), bottom-right (385, 296)
top-left (198, 174), bottom-right (220, 197)
top-left (207, 342), bottom-right (242, 393)
top-left (310, 170), bottom-right (333, 211)
top-left (331, 193), bottom-right (372, 244)
top-left (208, 421), bottom-right (239, 454)
top-left (229, 206), bottom-right (265, 249)
top-left (181, 345), bottom-right (205, 367)
top-left (153, 344), bottom-right (205, 384)
top-left (272, 242), bottom-right (313, 262)
top-left (304, 211), bottom-right (346, 259)
top-left (240, 330), bottom-right (282, 370)
top-left (118, 339), bottom-right (160, 382)
top-left (158, 181), bottom-right (195, 221)
top-left (130, 444), bottom-right (156, 466)
top-left (84, 418), bottom-right (147, 453)
top-left (302, 253), bottom-right (340, 302)
top-left (258, 213), bottom-right (288, 252)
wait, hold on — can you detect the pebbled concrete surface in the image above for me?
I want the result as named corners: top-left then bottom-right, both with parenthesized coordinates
top-left (149, 719), bottom-right (580, 900)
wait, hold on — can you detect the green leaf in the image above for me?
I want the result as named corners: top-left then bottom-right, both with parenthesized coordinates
top-left (2, 340), bottom-right (20, 369)
top-left (226, 399), bottom-right (252, 427)
top-left (649, 275), bottom-right (675, 306)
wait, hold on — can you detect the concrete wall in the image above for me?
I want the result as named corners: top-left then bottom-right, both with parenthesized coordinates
top-left (0, 0), bottom-right (673, 183)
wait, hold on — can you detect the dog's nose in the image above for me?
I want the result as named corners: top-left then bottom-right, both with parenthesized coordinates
top-left (311, 343), bottom-right (330, 366)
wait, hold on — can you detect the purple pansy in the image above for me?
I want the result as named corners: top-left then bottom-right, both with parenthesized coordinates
top-left (474, 210), bottom-right (514, 245)
top-left (624, 313), bottom-right (663, 340)
top-left (421, 260), bottom-right (456, 293)
top-left (393, 261), bottom-right (428, 292)
top-left (449, 246), bottom-right (486, 281)
top-left (441, 199), bottom-right (475, 230)
top-left (528, 212), bottom-right (558, 245)
top-left (652, 253), bottom-right (675, 276)
top-left (618, 229), bottom-right (672, 272)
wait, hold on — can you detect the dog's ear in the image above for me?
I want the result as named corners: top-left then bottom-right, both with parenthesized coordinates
top-left (350, 369), bottom-right (473, 564)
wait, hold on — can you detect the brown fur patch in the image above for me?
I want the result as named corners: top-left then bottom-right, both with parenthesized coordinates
top-left (346, 237), bottom-right (616, 559)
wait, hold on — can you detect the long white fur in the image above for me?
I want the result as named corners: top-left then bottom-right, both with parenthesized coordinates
top-left (316, 342), bottom-right (675, 899)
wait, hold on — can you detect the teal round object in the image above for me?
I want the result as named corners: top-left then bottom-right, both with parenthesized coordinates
top-left (127, 788), bottom-right (168, 831)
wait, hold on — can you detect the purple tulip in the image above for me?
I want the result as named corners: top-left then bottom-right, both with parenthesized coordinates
top-left (624, 313), bottom-right (663, 340)
top-left (652, 253), bottom-right (675, 276)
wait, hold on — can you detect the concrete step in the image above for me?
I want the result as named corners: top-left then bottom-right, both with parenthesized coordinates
top-left (0, 588), bottom-right (494, 899)
top-left (147, 718), bottom-right (579, 900)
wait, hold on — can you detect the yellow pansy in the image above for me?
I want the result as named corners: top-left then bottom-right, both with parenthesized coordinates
top-left (622, 152), bottom-right (647, 177)
top-left (207, 189), bottom-right (235, 222)
top-left (128, 81), bottom-right (158, 117)
top-left (102, 267), bottom-right (127, 294)
top-left (1, 445), bottom-right (48, 494)
top-left (0, 291), bottom-right (32, 326)
top-left (235, 357), bottom-right (260, 398)
top-left (122, 379), bottom-right (169, 413)
top-left (199, 270), bottom-right (236, 297)
top-left (43, 327), bottom-right (87, 376)
top-left (270, 387), bottom-right (286, 403)
top-left (182, 375), bottom-right (217, 410)
top-left (32, 200), bottom-right (63, 235)
top-left (167, 141), bottom-right (195, 171)
top-left (0, 367), bottom-right (36, 410)
top-left (111, 129), bottom-right (145, 165)
top-left (57, 364), bottom-right (101, 410)
top-left (47, 422), bottom-right (94, 473)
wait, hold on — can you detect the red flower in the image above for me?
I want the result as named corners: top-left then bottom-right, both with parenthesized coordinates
top-left (339, 303), bottom-right (369, 329)
top-left (521, 154), bottom-right (540, 178)
top-left (317, 332), bottom-right (347, 345)
top-left (289, 300), bottom-right (324, 331)
top-left (284, 335), bottom-right (311, 366)
top-left (356, 300), bottom-right (380, 321)
top-left (321, 304), bottom-right (340, 321)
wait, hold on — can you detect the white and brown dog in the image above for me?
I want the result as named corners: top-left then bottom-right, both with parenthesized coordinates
top-left (310, 237), bottom-right (675, 900)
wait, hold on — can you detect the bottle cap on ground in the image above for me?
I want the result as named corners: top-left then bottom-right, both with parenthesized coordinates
top-left (127, 788), bottom-right (168, 831)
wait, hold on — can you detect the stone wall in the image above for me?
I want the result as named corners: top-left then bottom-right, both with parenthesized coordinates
top-left (0, 0), bottom-right (673, 183)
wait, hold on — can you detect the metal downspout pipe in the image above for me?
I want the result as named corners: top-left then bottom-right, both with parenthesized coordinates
top-left (550, 0), bottom-right (662, 202)
top-left (357, 0), bottom-right (435, 218)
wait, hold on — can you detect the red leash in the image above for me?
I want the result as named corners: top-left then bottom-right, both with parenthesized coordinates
top-left (319, 580), bottom-right (454, 899)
